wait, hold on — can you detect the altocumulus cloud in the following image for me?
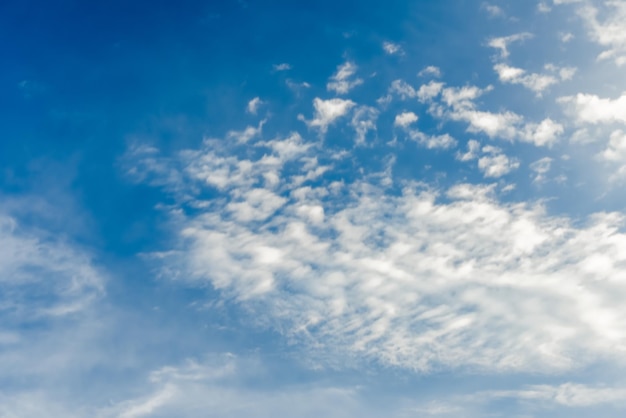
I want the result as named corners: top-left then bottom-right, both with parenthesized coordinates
top-left (126, 113), bottom-right (626, 373)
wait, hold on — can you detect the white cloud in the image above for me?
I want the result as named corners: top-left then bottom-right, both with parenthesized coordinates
top-left (132, 129), bottom-right (626, 374)
top-left (351, 106), bottom-right (379, 145)
top-left (286, 79), bottom-right (311, 93)
top-left (487, 32), bottom-right (533, 58)
top-left (559, 91), bottom-right (626, 124)
top-left (482, 3), bottom-right (505, 18)
top-left (408, 131), bottom-right (457, 149)
top-left (393, 110), bottom-right (456, 149)
top-left (494, 63), bottom-right (575, 96)
top-left (450, 107), bottom-right (523, 139)
top-left (557, 1), bottom-right (626, 65)
top-left (418, 66), bottom-right (442, 78)
top-left (560, 32), bottom-right (574, 42)
top-left (494, 64), bottom-right (561, 95)
top-left (521, 118), bottom-right (564, 146)
top-left (457, 141), bottom-right (520, 178)
top-left (389, 79), bottom-right (418, 100)
top-left (383, 41), bottom-right (403, 55)
top-left (602, 130), bottom-right (626, 163)
top-left (327, 62), bottom-right (364, 94)
top-left (547, 63), bottom-right (577, 80)
top-left (394, 111), bottom-right (418, 128)
top-left (417, 81), bottom-right (445, 102)
top-left (440, 85), bottom-right (488, 107)
top-left (299, 98), bottom-right (356, 134)
top-left (246, 97), bottom-right (264, 115)
top-left (477, 145), bottom-right (520, 177)
top-left (456, 139), bottom-right (481, 161)
top-left (425, 83), bottom-right (561, 145)
top-left (600, 129), bottom-right (626, 161)
top-left (530, 157), bottom-right (553, 182)
top-left (273, 63), bottom-right (292, 71)
top-left (553, 0), bottom-right (584, 4)
top-left (227, 120), bottom-right (265, 143)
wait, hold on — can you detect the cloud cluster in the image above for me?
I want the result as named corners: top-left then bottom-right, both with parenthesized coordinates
top-left (128, 125), bottom-right (626, 374)
top-left (458, 142), bottom-right (521, 178)
top-left (299, 98), bottom-right (356, 134)
top-left (327, 62), bottom-right (364, 95)
top-left (559, 91), bottom-right (626, 124)
top-left (414, 81), bottom-right (564, 145)
top-left (494, 63), bottom-right (575, 95)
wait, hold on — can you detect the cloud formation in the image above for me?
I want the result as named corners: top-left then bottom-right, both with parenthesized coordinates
top-left (327, 62), bottom-right (364, 95)
top-left (299, 98), bottom-right (356, 134)
top-left (129, 125), bottom-right (626, 374)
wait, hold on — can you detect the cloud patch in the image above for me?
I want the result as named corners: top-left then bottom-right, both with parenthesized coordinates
top-left (327, 62), bottom-right (364, 95)
top-left (299, 98), bottom-right (356, 134)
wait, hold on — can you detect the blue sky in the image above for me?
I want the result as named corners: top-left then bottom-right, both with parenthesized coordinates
top-left (2, 0), bottom-right (626, 416)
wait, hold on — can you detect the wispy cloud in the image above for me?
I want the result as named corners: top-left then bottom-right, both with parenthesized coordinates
top-left (487, 32), bottom-right (533, 58)
top-left (554, 0), bottom-right (626, 65)
top-left (273, 63), bottom-right (292, 71)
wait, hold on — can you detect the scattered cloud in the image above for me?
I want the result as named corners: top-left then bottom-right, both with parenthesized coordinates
top-left (494, 63), bottom-right (557, 95)
top-left (383, 41), bottom-right (403, 55)
top-left (559, 91), bottom-right (626, 124)
top-left (393, 109), bottom-right (456, 149)
top-left (327, 62), bottom-right (364, 94)
top-left (246, 97), bottom-right (264, 115)
top-left (521, 118), bottom-right (564, 147)
top-left (130, 123), bottom-right (626, 373)
top-left (417, 81), bottom-right (445, 102)
top-left (409, 131), bottom-right (457, 149)
top-left (418, 66), bottom-right (442, 78)
top-left (8, 1), bottom-right (626, 417)
top-left (456, 139), bottom-right (481, 161)
top-left (488, 32), bottom-right (533, 58)
top-left (460, 143), bottom-right (520, 177)
top-left (598, 130), bottom-right (626, 178)
top-left (530, 156), bottom-right (553, 182)
top-left (227, 120), bottom-right (265, 143)
top-left (351, 106), bottom-right (379, 145)
top-left (600, 130), bottom-right (626, 162)
top-left (417, 82), bottom-right (562, 145)
top-left (299, 98), bottom-right (356, 134)
top-left (555, 0), bottom-right (626, 65)
top-left (394, 111), bottom-right (418, 128)
top-left (388, 79), bottom-right (418, 100)
top-left (286, 79), bottom-right (311, 93)
top-left (273, 63), bottom-right (292, 71)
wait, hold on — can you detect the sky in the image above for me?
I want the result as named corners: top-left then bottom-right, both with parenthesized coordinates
top-left (2, 0), bottom-right (626, 416)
